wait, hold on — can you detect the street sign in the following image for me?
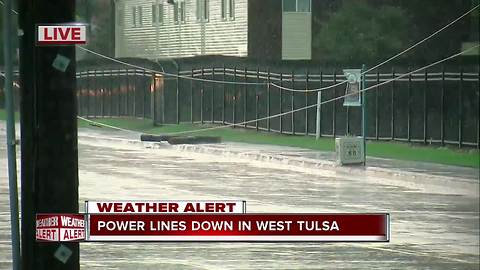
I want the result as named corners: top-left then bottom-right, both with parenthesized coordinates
top-left (335, 137), bottom-right (365, 165)
top-left (343, 69), bottom-right (362, 106)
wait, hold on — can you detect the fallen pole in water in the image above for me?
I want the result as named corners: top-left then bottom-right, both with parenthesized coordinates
top-left (140, 134), bottom-right (175, 142)
top-left (140, 134), bottom-right (222, 144)
top-left (167, 136), bottom-right (222, 145)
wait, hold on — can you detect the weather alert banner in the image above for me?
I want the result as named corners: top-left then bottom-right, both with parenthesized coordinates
top-left (85, 200), bottom-right (246, 214)
top-left (36, 201), bottom-right (389, 242)
top-left (87, 213), bottom-right (389, 242)
top-left (36, 214), bottom-right (86, 242)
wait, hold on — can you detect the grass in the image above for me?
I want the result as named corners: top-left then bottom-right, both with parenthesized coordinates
top-left (78, 117), bottom-right (479, 168)
top-left (0, 109), bottom-right (19, 121)
top-left (2, 110), bottom-right (478, 168)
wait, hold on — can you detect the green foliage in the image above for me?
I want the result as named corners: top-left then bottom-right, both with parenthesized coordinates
top-left (313, 1), bottom-right (411, 64)
top-left (79, 0), bottom-right (115, 59)
top-left (0, 2), bottom-right (19, 66)
top-left (0, 6), bottom-right (5, 64)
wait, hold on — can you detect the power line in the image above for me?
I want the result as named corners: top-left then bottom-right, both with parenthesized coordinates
top-left (162, 44), bottom-right (478, 135)
top-left (78, 44), bottom-right (479, 136)
top-left (363, 4), bottom-right (478, 75)
top-left (3, 1), bottom-right (476, 90)
top-left (0, 0), bottom-right (18, 14)
top-left (271, 4), bottom-right (479, 93)
top-left (77, 116), bottom-right (142, 134)
top-left (78, 4), bottom-right (478, 91)
top-left (78, 47), bottom-right (267, 86)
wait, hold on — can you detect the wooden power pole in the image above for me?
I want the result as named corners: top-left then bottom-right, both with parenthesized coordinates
top-left (18, 0), bottom-right (79, 269)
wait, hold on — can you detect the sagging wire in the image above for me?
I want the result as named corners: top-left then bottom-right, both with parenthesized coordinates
top-left (78, 47), bottom-right (267, 86)
top-left (77, 45), bottom-right (479, 137)
top-left (1, 0), bottom-right (477, 92)
top-left (269, 4), bottom-right (479, 93)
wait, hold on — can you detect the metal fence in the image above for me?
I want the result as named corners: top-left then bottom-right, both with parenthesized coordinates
top-left (77, 69), bottom-right (157, 119)
top-left (1, 65), bottom-right (479, 148)
top-left (167, 66), bottom-right (479, 148)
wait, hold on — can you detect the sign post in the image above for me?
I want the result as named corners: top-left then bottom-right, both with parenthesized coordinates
top-left (315, 90), bottom-right (321, 140)
top-left (336, 67), bottom-right (367, 166)
top-left (361, 64), bottom-right (367, 166)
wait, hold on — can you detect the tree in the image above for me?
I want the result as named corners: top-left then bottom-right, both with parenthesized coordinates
top-left (75, 0), bottom-right (115, 59)
top-left (312, 1), bottom-right (411, 65)
top-left (0, 2), bottom-right (19, 66)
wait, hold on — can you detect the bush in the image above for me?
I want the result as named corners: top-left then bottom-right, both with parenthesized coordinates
top-left (313, 1), bottom-right (411, 65)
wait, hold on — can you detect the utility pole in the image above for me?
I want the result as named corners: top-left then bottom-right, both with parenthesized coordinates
top-left (2, 0), bottom-right (21, 269)
top-left (18, 0), bottom-right (79, 269)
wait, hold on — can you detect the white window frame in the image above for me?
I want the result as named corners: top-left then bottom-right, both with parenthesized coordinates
top-left (228, 0), bottom-right (235, 20)
top-left (152, 3), bottom-right (164, 25)
top-left (173, 2), bottom-right (179, 24)
top-left (132, 5), bottom-right (143, 27)
top-left (132, 6), bottom-right (137, 27)
top-left (152, 4), bottom-right (157, 24)
top-left (158, 4), bottom-right (164, 24)
top-left (174, 0), bottom-right (186, 24)
top-left (221, 0), bottom-right (227, 20)
top-left (196, 0), bottom-right (209, 22)
top-left (282, 0), bottom-right (311, 13)
top-left (221, 0), bottom-right (234, 21)
top-left (137, 6), bottom-right (143, 26)
top-left (179, 1), bottom-right (186, 23)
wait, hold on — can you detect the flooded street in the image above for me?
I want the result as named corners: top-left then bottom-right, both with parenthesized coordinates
top-left (1, 125), bottom-right (479, 269)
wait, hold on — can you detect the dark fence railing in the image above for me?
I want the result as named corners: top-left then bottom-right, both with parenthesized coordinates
top-left (1, 65), bottom-right (479, 148)
top-left (77, 69), bottom-right (151, 119)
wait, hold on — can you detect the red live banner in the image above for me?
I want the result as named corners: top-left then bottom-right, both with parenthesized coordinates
top-left (87, 214), bottom-right (389, 242)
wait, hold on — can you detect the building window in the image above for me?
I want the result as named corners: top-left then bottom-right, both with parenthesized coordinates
top-left (138, 6), bottom-right (143, 26)
top-left (132, 6), bottom-right (143, 27)
top-left (132, 6), bottom-right (136, 27)
top-left (159, 4), bottom-right (164, 24)
top-left (174, 1), bottom-right (186, 24)
top-left (152, 4), bottom-right (157, 23)
top-left (180, 1), bottom-right (186, 23)
top-left (196, 0), bottom-right (209, 21)
top-left (221, 0), bottom-right (227, 20)
top-left (221, 0), bottom-right (234, 20)
top-left (204, 0), bottom-right (209, 21)
top-left (173, 2), bottom-right (179, 23)
top-left (283, 0), bottom-right (310, 12)
top-left (297, 0), bottom-right (310, 12)
top-left (229, 0), bottom-right (235, 19)
top-left (152, 4), bottom-right (164, 24)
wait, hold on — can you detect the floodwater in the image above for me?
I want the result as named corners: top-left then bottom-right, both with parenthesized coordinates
top-left (0, 124), bottom-right (479, 269)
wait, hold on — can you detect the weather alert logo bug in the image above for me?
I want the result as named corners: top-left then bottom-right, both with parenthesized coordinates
top-left (36, 24), bottom-right (87, 45)
top-left (36, 214), bottom-right (85, 242)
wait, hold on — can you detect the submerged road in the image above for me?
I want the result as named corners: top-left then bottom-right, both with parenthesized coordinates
top-left (1, 125), bottom-right (479, 269)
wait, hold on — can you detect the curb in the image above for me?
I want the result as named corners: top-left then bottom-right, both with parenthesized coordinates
top-left (171, 144), bottom-right (479, 197)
